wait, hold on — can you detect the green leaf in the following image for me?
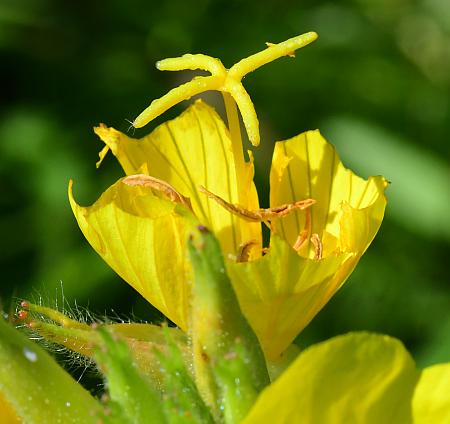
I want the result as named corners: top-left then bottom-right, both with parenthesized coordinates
top-left (94, 328), bottom-right (167, 424)
top-left (155, 327), bottom-right (214, 424)
top-left (0, 317), bottom-right (103, 423)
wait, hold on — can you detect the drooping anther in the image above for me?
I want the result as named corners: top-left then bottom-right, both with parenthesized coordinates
top-left (199, 185), bottom-right (315, 223)
top-left (236, 240), bottom-right (259, 262)
top-left (310, 233), bottom-right (323, 260)
top-left (123, 174), bottom-right (193, 211)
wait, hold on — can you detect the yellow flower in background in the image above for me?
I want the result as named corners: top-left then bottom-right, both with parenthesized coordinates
top-left (69, 33), bottom-right (387, 360)
top-left (242, 332), bottom-right (450, 423)
top-left (228, 131), bottom-right (387, 359)
top-left (0, 394), bottom-right (21, 424)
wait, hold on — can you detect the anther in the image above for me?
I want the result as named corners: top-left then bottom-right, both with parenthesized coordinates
top-left (199, 185), bottom-right (315, 223)
top-left (236, 240), bottom-right (259, 263)
top-left (123, 174), bottom-right (193, 210)
top-left (293, 208), bottom-right (312, 251)
top-left (310, 233), bottom-right (323, 260)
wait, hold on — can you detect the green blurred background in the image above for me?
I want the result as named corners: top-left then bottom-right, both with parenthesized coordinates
top-left (1, 0), bottom-right (449, 371)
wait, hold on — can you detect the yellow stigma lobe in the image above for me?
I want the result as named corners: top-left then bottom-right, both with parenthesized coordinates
top-left (133, 32), bottom-right (318, 146)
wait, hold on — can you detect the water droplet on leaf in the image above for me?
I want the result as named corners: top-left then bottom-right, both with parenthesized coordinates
top-left (23, 347), bottom-right (38, 362)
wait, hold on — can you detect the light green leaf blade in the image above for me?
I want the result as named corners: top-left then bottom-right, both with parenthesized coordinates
top-left (0, 318), bottom-right (103, 424)
top-left (95, 328), bottom-right (167, 424)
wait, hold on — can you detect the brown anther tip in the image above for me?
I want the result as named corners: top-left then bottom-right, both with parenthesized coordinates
top-left (26, 321), bottom-right (37, 329)
top-left (17, 310), bottom-right (28, 321)
top-left (298, 199), bottom-right (316, 209)
top-left (310, 233), bottom-right (323, 260)
top-left (122, 174), bottom-right (145, 186)
top-left (90, 323), bottom-right (99, 330)
top-left (20, 300), bottom-right (29, 309)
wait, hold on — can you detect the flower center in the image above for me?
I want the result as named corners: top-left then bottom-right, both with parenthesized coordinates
top-left (199, 186), bottom-right (323, 260)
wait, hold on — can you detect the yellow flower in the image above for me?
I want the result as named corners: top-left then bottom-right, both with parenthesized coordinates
top-left (69, 33), bottom-right (387, 360)
top-left (0, 394), bottom-right (21, 424)
top-left (242, 332), bottom-right (450, 423)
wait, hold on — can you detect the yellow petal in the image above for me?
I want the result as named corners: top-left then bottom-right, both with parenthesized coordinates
top-left (241, 130), bottom-right (387, 359)
top-left (0, 394), bottom-right (21, 424)
top-left (270, 129), bottom-right (387, 257)
top-left (227, 235), bottom-right (355, 360)
top-left (94, 99), bottom-right (261, 259)
top-left (413, 363), bottom-right (450, 423)
top-left (69, 178), bottom-right (195, 329)
top-left (243, 332), bottom-right (419, 424)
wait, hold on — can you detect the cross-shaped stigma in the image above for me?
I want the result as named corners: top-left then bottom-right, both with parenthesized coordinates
top-left (133, 32), bottom-right (318, 146)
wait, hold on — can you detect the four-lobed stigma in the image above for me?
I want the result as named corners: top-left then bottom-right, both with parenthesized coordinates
top-left (132, 32), bottom-right (318, 146)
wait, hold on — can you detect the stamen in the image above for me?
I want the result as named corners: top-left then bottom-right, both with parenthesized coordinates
top-left (236, 240), bottom-right (259, 263)
top-left (310, 233), bottom-right (323, 260)
top-left (123, 174), bottom-right (192, 210)
top-left (199, 186), bottom-right (315, 222)
top-left (293, 208), bottom-right (312, 251)
top-left (96, 144), bottom-right (110, 169)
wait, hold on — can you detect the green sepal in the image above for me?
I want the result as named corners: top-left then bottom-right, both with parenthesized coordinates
top-left (155, 327), bottom-right (214, 424)
top-left (94, 327), bottom-right (167, 424)
top-left (0, 317), bottom-right (103, 423)
top-left (188, 226), bottom-right (270, 423)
